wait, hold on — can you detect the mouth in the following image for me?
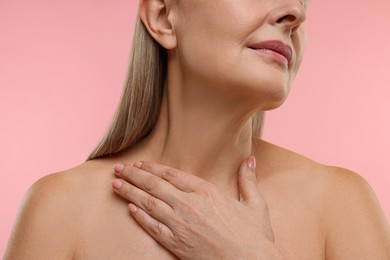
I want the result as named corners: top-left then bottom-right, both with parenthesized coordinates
top-left (248, 40), bottom-right (293, 66)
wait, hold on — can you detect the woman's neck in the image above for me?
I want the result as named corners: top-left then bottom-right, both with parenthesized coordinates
top-left (123, 68), bottom-right (259, 196)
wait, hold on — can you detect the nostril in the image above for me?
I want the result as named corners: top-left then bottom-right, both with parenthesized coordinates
top-left (276, 14), bottom-right (296, 24)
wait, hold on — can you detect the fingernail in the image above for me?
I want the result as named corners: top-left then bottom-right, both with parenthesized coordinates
top-left (112, 179), bottom-right (123, 189)
top-left (113, 163), bottom-right (125, 173)
top-left (134, 161), bottom-right (143, 168)
top-left (246, 156), bottom-right (256, 170)
top-left (128, 203), bottom-right (138, 213)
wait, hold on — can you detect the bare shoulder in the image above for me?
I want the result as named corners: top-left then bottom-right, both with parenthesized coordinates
top-left (5, 158), bottom-right (185, 259)
top-left (255, 139), bottom-right (337, 191)
top-left (4, 159), bottom-right (116, 259)
top-left (20, 159), bottom-right (115, 211)
top-left (256, 139), bottom-right (384, 195)
top-left (320, 167), bottom-right (390, 259)
top-left (257, 139), bottom-right (390, 259)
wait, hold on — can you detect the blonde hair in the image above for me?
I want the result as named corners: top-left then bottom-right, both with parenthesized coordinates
top-left (88, 16), bottom-right (263, 160)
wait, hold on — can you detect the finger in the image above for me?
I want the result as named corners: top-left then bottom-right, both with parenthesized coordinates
top-left (114, 164), bottom-right (180, 207)
top-left (238, 156), bottom-right (263, 205)
top-left (128, 203), bottom-right (177, 251)
top-left (134, 161), bottom-right (206, 192)
top-left (112, 179), bottom-right (175, 225)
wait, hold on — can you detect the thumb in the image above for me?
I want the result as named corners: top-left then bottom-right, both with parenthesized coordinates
top-left (238, 156), bottom-right (259, 203)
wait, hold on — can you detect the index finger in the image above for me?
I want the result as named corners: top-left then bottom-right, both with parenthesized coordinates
top-left (134, 161), bottom-right (205, 192)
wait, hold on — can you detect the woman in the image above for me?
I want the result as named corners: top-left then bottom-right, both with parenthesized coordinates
top-left (5, 0), bottom-right (390, 259)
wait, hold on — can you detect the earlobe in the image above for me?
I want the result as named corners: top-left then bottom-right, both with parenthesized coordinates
top-left (139, 0), bottom-right (177, 49)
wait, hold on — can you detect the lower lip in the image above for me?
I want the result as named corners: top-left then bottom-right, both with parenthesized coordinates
top-left (252, 48), bottom-right (289, 66)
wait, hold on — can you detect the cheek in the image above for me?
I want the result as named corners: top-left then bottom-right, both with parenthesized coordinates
top-left (176, 25), bottom-right (241, 83)
top-left (175, 16), bottom-right (255, 82)
top-left (177, 30), bottom-right (292, 106)
top-left (173, 2), bottom-right (297, 108)
top-left (291, 28), bottom-right (307, 76)
top-left (179, 42), bottom-right (291, 110)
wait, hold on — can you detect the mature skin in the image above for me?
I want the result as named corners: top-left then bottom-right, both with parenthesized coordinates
top-left (111, 158), bottom-right (283, 259)
top-left (4, 0), bottom-right (390, 259)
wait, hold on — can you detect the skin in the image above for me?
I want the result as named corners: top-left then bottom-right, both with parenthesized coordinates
top-left (4, 0), bottom-right (390, 259)
top-left (111, 158), bottom-right (282, 259)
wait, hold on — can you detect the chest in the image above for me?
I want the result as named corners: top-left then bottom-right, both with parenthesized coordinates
top-left (74, 198), bottom-right (325, 260)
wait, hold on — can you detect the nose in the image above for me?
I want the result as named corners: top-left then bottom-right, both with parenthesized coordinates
top-left (268, 0), bottom-right (306, 33)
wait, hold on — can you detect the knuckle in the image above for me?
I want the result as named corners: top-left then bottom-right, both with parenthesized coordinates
top-left (242, 171), bottom-right (255, 182)
top-left (151, 222), bottom-right (164, 237)
top-left (144, 196), bottom-right (158, 212)
top-left (162, 168), bottom-right (177, 182)
top-left (171, 232), bottom-right (194, 251)
top-left (143, 176), bottom-right (160, 191)
top-left (144, 162), bottom-right (159, 174)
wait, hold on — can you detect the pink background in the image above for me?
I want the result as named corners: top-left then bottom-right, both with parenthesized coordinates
top-left (1, 0), bottom-right (389, 254)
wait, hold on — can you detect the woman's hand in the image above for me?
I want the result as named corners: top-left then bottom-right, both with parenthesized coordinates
top-left (112, 157), bottom-right (284, 260)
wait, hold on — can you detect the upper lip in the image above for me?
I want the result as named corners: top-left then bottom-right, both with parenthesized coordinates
top-left (248, 40), bottom-right (293, 63)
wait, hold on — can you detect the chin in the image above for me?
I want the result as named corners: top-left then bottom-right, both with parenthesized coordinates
top-left (253, 91), bottom-right (289, 111)
top-left (234, 60), bottom-right (292, 96)
top-left (238, 74), bottom-right (291, 110)
top-left (261, 97), bottom-right (288, 111)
